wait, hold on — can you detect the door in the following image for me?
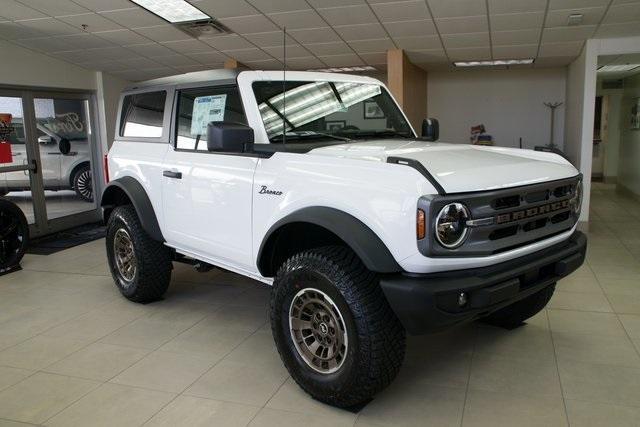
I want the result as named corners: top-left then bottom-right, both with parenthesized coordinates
top-left (162, 85), bottom-right (258, 270)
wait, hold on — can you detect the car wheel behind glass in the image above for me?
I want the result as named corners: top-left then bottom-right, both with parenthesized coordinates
top-left (73, 164), bottom-right (93, 202)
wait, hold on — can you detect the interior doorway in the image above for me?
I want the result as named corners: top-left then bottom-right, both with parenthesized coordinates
top-left (0, 88), bottom-right (103, 238)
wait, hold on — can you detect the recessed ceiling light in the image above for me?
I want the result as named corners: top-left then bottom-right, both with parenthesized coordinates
top-left (131, 0), bottom-right (210, 23)
top-left (307, 66), bottom-right (377, 73)
top-left (453, 59), bottom-right (534, 67)
top-left (567, 13), bottom-right (583, 26)
top-left (598, 64), bottom-right (640, 73)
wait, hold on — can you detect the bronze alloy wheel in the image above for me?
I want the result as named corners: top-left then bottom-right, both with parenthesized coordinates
top-left (113, 228), bottom-right (136, 284)
top-left (289, 287), bottom-right (348, 374)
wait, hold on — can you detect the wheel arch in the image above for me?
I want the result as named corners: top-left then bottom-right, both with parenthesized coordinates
top-left (100, 176), bottom-right (164, 242)
top-left (257, 206), bottom-right (401, 277)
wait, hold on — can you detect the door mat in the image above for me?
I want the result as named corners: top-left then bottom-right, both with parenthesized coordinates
top-left (27, 223), bottom-right (106, 255)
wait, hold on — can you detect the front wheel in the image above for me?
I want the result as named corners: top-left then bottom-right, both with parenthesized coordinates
top-left (73, 164), bottom-right (93, 202)
top-left (271, 246), bottom-right (406, 408)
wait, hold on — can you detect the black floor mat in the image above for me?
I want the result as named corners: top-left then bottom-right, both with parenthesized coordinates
top-left (27, 223), bottom-right (106, 255)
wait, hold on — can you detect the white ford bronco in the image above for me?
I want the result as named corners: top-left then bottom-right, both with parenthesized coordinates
top-left (102, 69), bottom-right (586, 407)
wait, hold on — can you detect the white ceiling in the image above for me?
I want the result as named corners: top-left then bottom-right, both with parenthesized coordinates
top-left (598, 52), bottom-right (640, 78)
top-left (0, 0), bottom-right (639, 81)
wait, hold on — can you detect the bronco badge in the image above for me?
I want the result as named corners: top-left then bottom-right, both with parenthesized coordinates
top-left (496, 199), bottom-right (570, 224)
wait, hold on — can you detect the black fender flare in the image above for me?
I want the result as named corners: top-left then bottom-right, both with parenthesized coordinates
top-left (257, 206), bottom-right (402, 275)
top-left (100, 176), bottom-right (164, 242)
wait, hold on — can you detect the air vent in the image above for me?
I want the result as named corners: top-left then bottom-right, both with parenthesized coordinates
top-left (177, 20), bottom-right (230, 38)
top-left (602, 79), bottom-right (624, 89)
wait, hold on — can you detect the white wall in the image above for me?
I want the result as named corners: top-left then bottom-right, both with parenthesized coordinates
top-left (427, 68), bottom-right (566, 149)
top-left (595, 79), bottom-right (624, 181)
top-left (618, 73), bottom-right (640, 196)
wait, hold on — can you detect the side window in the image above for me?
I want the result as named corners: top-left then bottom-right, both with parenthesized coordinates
top-left (175, 86), bottom-right (246, 151)
top-left (120, 91), bottom-right (166, 138)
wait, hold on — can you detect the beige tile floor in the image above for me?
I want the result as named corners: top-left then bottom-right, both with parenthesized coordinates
top-left (0, 182), bottom-right (639, 426)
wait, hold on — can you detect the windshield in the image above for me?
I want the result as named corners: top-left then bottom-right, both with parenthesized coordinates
top-left (252, 81), bottom-right (413, 142)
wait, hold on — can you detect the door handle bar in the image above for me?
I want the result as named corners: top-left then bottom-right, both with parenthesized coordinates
top-left (163, 170), bottom-right (182, 179)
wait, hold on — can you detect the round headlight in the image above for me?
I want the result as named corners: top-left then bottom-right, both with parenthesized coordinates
top-left (570, 180), bottom-right (583, 214)
top-left (435, 203), bottom-right (470, 249)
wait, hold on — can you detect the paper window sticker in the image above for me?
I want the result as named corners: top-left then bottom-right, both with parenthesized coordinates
top-left (190, 94), bottom-right (227, 136)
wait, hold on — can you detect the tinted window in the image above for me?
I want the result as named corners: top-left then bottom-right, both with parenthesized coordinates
top-left (120, 91), bottom-right (166, 138)
top-left (175, 86), bottom-right (245, 151)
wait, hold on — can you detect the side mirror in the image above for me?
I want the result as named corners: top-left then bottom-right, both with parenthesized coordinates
top-left (207, 122), bottom-right (254, 152)
top-left (421, 118), bottom-right (439, 141)
top-left (58, 138), bottom-right (71, 155)
top-left (38, 135), bottom-right (54, 145)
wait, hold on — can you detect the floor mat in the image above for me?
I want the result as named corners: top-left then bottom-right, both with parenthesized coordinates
top-left (26, 223), bottom-right (106, 255)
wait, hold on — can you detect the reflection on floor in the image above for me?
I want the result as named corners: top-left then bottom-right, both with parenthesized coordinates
top-left (0, 184), bottom-right (639, 426)
top-left (4, 190), bottom-right (95, 224)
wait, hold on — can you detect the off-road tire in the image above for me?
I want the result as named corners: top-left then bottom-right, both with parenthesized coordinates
top-left (482, 283), bottom-right (556, 329)
top-left (0, 198), bottom-right (29, 269)
top-left (106, 205), bottom-right (172, 303)
top-left (72, 164), bottom-right (93, 202)
top-left (271, 246), bottom-right (406, 408)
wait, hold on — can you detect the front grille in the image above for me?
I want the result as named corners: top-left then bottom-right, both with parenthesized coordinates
top-left (418, 176), bottom-right (581, 257)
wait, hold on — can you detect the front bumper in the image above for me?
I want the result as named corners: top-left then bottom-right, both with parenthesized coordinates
top-left (380, 231), bottom-right (587, 335)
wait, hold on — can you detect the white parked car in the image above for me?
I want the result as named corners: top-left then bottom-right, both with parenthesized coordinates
top-left (0, 120), bottom-right (93, 201)
top-left (102, 70), bottom-right (586, 407)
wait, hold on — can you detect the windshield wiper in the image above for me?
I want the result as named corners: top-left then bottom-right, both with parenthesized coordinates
top-left (271, 131), bottom-right (353, 143)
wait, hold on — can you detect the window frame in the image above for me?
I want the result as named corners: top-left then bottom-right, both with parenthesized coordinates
top-left (115, 87), bottom-right (173, 144)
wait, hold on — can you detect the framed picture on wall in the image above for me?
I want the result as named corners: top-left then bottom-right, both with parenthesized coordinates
top-left (364, 101), bottom-right (385, 119)
top-left (632, 98), bottom-right (640, 130)
top-left (326, 120), bottom-right (346, 132)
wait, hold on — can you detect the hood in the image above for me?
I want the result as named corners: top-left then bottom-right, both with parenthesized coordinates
top-left (309, 140), bottom-right (579, 194)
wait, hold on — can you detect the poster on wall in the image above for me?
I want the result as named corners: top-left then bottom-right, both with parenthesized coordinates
top-left (632, 98), bottom-right (640, 130)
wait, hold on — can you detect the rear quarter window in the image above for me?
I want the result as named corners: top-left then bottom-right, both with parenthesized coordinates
top-left (119, 91), bottom-right (167, 138)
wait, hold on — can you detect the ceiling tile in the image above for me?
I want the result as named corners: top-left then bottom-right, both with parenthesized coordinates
top-left (243, 31), bottom-right (295, 47)
top-left (333, 23), bottom-right (387, 41)
top-left (284, 56), bottom-right (325, 69)
top-left (490, 12), bottom-right (544, 31)
top-left (404, 48), bottom-right (448, 63)
top-left (119, 56), bottom-right (165, 69)
top-left (393, 35), bottom-right (441, 49)
top-left (306, 41), bottom-right (354, 56)
top-left (113, 68), bottom-right (174, 82)
top-left (427, 0), bottom-right (486, 18)
top-left (18, 0), bottom-right (90, 16)
top-left (267, 10), bottom-right (325, 30)
top-left (247, 0), bottom-right (309, 14)
top-left (71, 0), bottom-right (134, 13)
top-left (384, 19), bottom-right (437, 37)
top-left (0, 0), bottom-right (47, 20)
top-left (54, 33), bottom-right (116, 50)
top-left (0, 22), bottom-right (44, 39)
top-left (545, 7), bottom-right (606, 27)
top-left (538, 41), bottom-right (584, 57)
top-left (201, 34), bottom-right (255, 51)
top-left (173, 64), bottom-right (213, 73)
top-left (243, 58), bottom-right (282, 70)
top-left (550, 0), bottom-right (611, 10)
top-left (603, 3), bottom-right (640, 24)
top-left (541, 25), bottom-right (597, 42)
top-left (447, 46), bottom-right (491, 60)
top-left (441, 32), bottom-right (490, 49)
top-left (436, 15), bottom-right (488, 34)
top-left (13, 36), bottom-right (71, 52)
top-left (359, 51), bottom-right (387, 65)
top-left (307, 0), bottom-right (365, 7)
top-left (53, 49), bottom-right (97, 62)
top-left (597, 54), bottom-right (620, 65)
top-left (492, 29), bottom-right (540, 45)
top-left (79, 59), bottom-right (130, 72)
top-left (16, 18), bottom-right (81, 36)
top-left (58, 13), bottom-right (125, 32)
top-left (287, 27), bottom-right (341, 44)
top-left (194, 0), bottom-right (258, 18)
top-left (370, 1), bottom-right (430, 22)
top-left (348, 37), bottom-right (396, 53)
top-left (161, 39), bottom-right (212, 54)
top-left (99, 7), bottom-right (167, 28)
top-left (492, 44), bottom-right (538, 58)
top-left (316, 5), bottom-right (377, 26)
top-left (533, 55), bottom-right (576, 67)
top-left (219, 15), bottom-right (279, 34)
top-left (94, 29), bottom-right (152, 45)
top-left (224, 47), bottom-right (272, 62)
top-left (488, 0), bottom-right (547, 14)
top-left (152, 54), bottom-right (200, 67)
top-left (87, 46), bottom-right (139, 59)
top-left (317, 53), bottom-right (364, 67)
top-left (135, 25), bottom-right (191, 43)
top-left (186, 51), bottom-right (228, 64)
top-left (595, 21), bottom-right (640, 37)
top-left (125, 42), bottom-right (176, 56)
top-left (262, 44), bottom-right (310, 58)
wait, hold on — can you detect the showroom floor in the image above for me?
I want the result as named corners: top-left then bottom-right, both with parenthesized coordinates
top-left (0, 183), bottom-right (639, 427)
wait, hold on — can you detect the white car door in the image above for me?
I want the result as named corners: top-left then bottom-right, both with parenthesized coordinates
top-left (36, 128), bottom-right (62, 188)
top-left (162, 85), bottom-right (258, 271)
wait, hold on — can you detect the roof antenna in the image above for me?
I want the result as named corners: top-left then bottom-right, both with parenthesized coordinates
top-left (282, 26), bottom-right (287, 145)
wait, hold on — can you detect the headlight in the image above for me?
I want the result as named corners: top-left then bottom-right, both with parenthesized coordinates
top-left (435, 203), bottom-right (470, 249)
top-left (570, 180), bottom-right (583, 214)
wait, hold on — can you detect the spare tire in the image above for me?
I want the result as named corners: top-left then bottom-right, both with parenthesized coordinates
top-left (0, 197), bottom-right (29, 270)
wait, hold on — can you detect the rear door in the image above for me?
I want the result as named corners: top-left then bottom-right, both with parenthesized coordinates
top-left (161, 85), bottom-right (258, 271)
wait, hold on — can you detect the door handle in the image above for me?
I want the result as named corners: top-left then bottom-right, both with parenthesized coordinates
top-left (163, 170), bottom-right (182, 179)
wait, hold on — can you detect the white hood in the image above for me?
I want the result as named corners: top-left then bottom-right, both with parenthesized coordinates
top-left (310, 140), bottom-right (579, 194)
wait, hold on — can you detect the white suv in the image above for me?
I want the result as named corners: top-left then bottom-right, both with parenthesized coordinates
top-left (102, 69), bottom-right (586, 407)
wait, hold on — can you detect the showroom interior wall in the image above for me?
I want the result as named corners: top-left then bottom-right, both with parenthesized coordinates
top-left (426, 68), bottom-right (566, 149)
top-left (618, 72), bottom-right (640, 197)
top-left (595, 78), bottom-right (623, 183)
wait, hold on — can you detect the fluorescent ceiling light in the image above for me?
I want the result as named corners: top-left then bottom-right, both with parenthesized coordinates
top-left (454, 59), bottom-right (534, 67)
top-left (598, 64), bottom-right (640, 73)
top-left (308, 66), bottom-right (377, 73)
top-left (131, 0), bottom-right (210, 23)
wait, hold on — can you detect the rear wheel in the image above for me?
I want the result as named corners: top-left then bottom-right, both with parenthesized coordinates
top-left (106, 205), bottom-right (172, 302)
top-left (72, 164), bottom-right (93, 202)
top-left (0, 198), bottom-right (28, 270)
top-left (482, 284), bottom-right (556, 329)
top-left (271, 246), bottom-right (405, 408)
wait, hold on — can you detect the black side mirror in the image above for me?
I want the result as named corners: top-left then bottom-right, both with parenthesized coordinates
top-left (421, 118), bottom-right (439, 141)
top-left (207, 122), bottom-right (254, 152)
top-left (58, 138), bottom-right (71, 155)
